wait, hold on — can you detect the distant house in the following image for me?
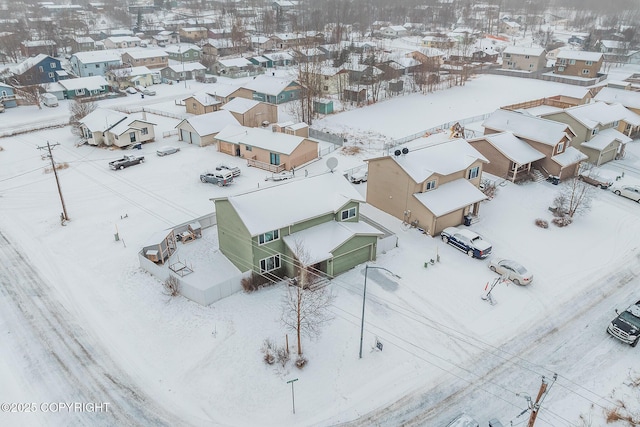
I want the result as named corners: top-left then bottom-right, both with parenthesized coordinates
top-left (12, 54), bottom-right (62, 85)
top-left (79, 108), bottom-right (156, 147)
top-left (250, 35), bottom-right (276, 52)
top-left (211, 57), bottom-right (257, 78)
top-left (366, 134), bottom-right (488, 236)
top-left (539, 101), bottom-right (638, 165)
top-left (262, 51), bottom-right (294, 67)
top-left (106, 66), bottom-right (160, 89)
top-left (183, 92), bottom-right (222, 115)
top-left (213, 172), bottom-right (383, 280)
top-left (0, 82), bottom-right (17, 108)
top-left (501, 46), bottom-right (547, 72)
top-left (553, 50), bottom-right (604, 79)
top-left (70, 50), bottom-right (122, 77)
top-left (480, 109), bottom-right (585, 179)
top-left (160, 63), bottom-right (207, 82)
top-left (57, 76), bottom-right (110, 99)
top-left (175, 111), bottom-right (241, 146)
top-left (235, 75), bottom-right (302, 104)
top-left (178, 27), bottom-right (208, 43)
top-left (595, 86), bottom-right (640, 118)
top-left (301, 66), bottom-right (348, 96)
top-left (421, 35), bottom-right (456, 50)
top-left (103, 36), bottom-right (142, 49)
top-left (221, 98), bottom-right (278, 127)
top-left (499, 20), bottom-right (521, 35)
top-left (380, 25), bottom-right (408, 38)
top-left (214, 124), bottom-right (318, 171)
top-left (20, 39), bottom-right (56, 57)
top-left (70, 36), bottom-right (96, 53)
top-left (163, 43), bottom-right (202, 62)
top-left (121, 49), bottom-right (169, 69)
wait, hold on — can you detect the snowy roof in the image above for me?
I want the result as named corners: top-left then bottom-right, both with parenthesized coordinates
top-left (483, 109), bottom-right (575, 146)
top-left (177, 111), bottom-right (240, 136)
top-left (560, 101), bottom-right (631, 128)
top-left (413, 179), bottom-right (487, 217)
top-left (221, 172), bottom-right (365, 236)
top-left (503, 46), bottom-right (545, 56)
top-left (220, 97), bottom-right (260, 114)
top-left (251, 36), bottom-right (270, 43)
top-left (581, 128), bottom-right (632, 150)
top-left (282, 221), bottom-right (382, 265)
top-left (106, 36), bottom-right (141, 43)
top-left (111, 66), bottom-right (154, 77)
top-left (607, 103), bottom-right (640, 126)
top-left (110, 119), bottom-right (146, 136)
top-left (22, 39), bottom-right (55, 47)
top-left (595, 87), bottom-right (640, 110)
top-left (215, 124), bottom-right (311, 155)
top-left (163, 43), bottom-right (201, 53)
top-left (241, 75), bottom-right (298, 96)
top-left (373, 135), bottom-right (488, 183)
top-left (73, 36), bottom-right (94, 44)
top-left (557, 50), bottom-right (603, 61)
top-left (552, 146), bottom-right (588, 167)
top-left (218, 57), bottom-right (253, 67)
top-left (478, 132), bottom-right (546, 165)
top-left (164, 63), bottom-right (206, 72)
top-left (186, 91), bottom-right (221, 106)
top-left (14, 54), bottom-right (55, 74)
top-left (262, 51), bottom-right (294, 61)
top-left (124, 48), bottom-right (169, 59)
top-left (80, 108), bottom-right (128, 132)
top-left (59, 76), bottom-right (108, 91)
top-left (204, 83), bottom-right (239, 97)
top-left (73, 50), bottom-right (122, 64)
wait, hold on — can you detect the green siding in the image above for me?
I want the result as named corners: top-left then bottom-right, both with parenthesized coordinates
top-left (290, 213), bottom-right (335, 233)
top-left (330, 235), bottom-right (377, 276)
top-left (215, 200), bottom-right (254, 272)
top-left (334, 201), bottom-right (360, 222)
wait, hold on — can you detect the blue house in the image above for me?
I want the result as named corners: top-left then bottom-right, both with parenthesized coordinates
top-left (70, 50), bottom-right (122, 77)
top-left (239, 75), bottom-right (302, 104)
top-left (0, 83), bottom-right (17, 108)
top-left (12, 54), bottom-right (63, 85)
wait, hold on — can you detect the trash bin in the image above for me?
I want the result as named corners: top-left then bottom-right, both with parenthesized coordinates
top-left (464, 215), bottom-right (472, 226)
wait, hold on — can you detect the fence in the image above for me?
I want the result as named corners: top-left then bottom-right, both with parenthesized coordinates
top-left (309, 128), bottom-right (345, 146)
top-left (113, 106), bottom-right (189, 120)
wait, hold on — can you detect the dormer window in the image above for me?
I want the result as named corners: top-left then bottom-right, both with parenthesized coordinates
top-left (591, 128), bottom-right (599, 136)
top-left (425, 180), bottom-right (436, 191)
top-left (341, 207), bottom-right (356, 220)
top-left (612, 120), bottom-right (619, 128)
top-left (467, 166), bottom-right (479, 180)
top-left (557, 142), bottom-right (564, 153)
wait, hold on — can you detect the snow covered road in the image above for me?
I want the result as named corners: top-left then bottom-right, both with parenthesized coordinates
top-left (0, 230), bottom-right (186, 427)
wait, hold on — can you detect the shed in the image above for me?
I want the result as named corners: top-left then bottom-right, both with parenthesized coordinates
top-left (314, 99), bottom-right (334, 114)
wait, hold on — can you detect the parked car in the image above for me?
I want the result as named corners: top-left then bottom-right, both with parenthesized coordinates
top-left (578, 171), bottom-right (613, 189)
top-left (265, 170), bottom-right (294, 181)
top-left (611, 185), bottom-right (640, 202)
top-left (488, 258), bottom-right (533, 285)
top-left (607, 300), bottom-right (640, 347)
top-left (200, 171), bottom-right (234, 186)
top-left (440, 226), bottom-right (492, 259)
top-left (216, 164), bottom-right (241, 177)
top-left (126, 87), bottom-right (138, 94)
top-left (142, 88), bottom-right (156, 96)
top-left (350, 169), bottom-right (368, 184)
top-left (156, 146), bottom-right (180, 156)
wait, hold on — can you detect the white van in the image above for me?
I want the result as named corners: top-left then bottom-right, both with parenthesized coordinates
top-left (42, 93), bottom-right (59, 107)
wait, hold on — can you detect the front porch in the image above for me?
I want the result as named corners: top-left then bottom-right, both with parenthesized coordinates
top-left (246, 156), bottom-right (286, 173)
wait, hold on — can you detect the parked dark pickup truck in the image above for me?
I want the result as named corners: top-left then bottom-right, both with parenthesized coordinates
top-left (109, 154), bottom-right (145, 170)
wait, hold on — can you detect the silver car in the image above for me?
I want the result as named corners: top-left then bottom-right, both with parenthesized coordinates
top-left (488, 258), bottom-right (533, 285)
top-left (156, 146), bottom-right (180, 156)
top-left (612, 185), bottom-right (640, 202)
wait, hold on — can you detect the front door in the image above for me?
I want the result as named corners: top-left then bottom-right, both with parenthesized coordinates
top-left (269, 152), bottom-right (280, 165)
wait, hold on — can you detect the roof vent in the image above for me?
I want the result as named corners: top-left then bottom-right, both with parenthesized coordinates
top-left (394, 149), bottom-right (401, 156)
top-left (401, 147), bottom-right (409, 155)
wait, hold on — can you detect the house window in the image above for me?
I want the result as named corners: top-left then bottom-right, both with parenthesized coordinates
top-left (48, 72), bottom-right (54, 78)
top-left (192, 103), bottom-right (197, 109)
top-left (341, 207), bottom-right (356, 220)
top-left (1, 90), bottom-right (6, 97)
top-left (569, 59), bottom-right (576, 65)
top-left (245, 145), bottom-right (252, 151)
top-left (504, 53), bottom-right (511, 58)
top-left (585, 60), bottom-right (593, 65)
top-left (141, 128), bottom-right (148, 135)
top-left (468, 166), bottom-right (480, 180)
top-left (259, 229), bottom-right (279, 245)
top-left (529, 64), bottom-right (533, 68)
top-left (426, 180), bottom-right (436, 190)
top-left (612, 120), bottom-right (619, 128)
top-left (96, 64), bottom-right (100, 68)
top-left (323, 86), bottom-right (328, 91)
top-left (260, 254), bottom-right (281, 272)
top-left (558, 66), bottom-right (565, 72)
top-left (269, 152), bottom-right (280, 165)
top-left (591, 128), bottom-right (599, 136)
top-left (185, 52), bottom-right (190, 58)
top-left (51, 63), bottom-right (56, 69)
top-left (557, 142), bottom-right (564, 153)
top-left (38, 66), bottom-right (44, 72)
top-left (75, 89), bottom-right (85, 95)
top-left (507, 61), bottom-right (513, 66)
top-left (129, 132), bottom-right (136, 142)
top-left (582, 69), bottom-right (589, 74)
top-left (524, 55), bottom-right (530, 59)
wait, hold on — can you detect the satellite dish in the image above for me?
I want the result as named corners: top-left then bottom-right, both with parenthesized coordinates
top-left (402, 147), bottom-right (409, 154)
top-left (326, 157), bottom-right (338, 172)
top-left (394, 149), bottom-right (402, 156)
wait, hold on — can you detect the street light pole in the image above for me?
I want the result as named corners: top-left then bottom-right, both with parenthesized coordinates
top-left (359, 265), bottom-right (400, 359)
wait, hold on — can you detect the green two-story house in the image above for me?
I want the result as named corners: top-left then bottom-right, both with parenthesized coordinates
top-left (212, 172), bottom-right (382, 283)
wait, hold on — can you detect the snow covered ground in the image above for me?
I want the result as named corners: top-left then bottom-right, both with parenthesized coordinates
top-left (1, 65), bottom-right (640, 427)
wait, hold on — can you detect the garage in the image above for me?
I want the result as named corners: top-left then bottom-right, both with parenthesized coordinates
top-left (180, 129), bottom-right (200, 145)
top-left (331, 244), bottom-right (373, 276)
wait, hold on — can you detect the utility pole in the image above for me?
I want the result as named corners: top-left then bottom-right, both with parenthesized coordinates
top-left (527, 373), bottom-right (557, 427)
top-left (38, 141), bottom-right (69, 223)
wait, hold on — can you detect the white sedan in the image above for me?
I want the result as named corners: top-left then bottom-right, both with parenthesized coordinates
top-left (611, 185), bottom-right (640, 202)
top-left (488, 258), bottom-right (533, 285)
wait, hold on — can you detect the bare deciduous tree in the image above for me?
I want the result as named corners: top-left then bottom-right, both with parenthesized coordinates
top-left (281, 240), bottom-right (334, 355)
top-left (552, 177), bottom-right (593, 220)
top-left (69, 100), bottom-right (97, 137)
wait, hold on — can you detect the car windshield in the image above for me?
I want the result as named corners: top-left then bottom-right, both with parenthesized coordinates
top-left (619, 310), bottom-right (640, 328)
